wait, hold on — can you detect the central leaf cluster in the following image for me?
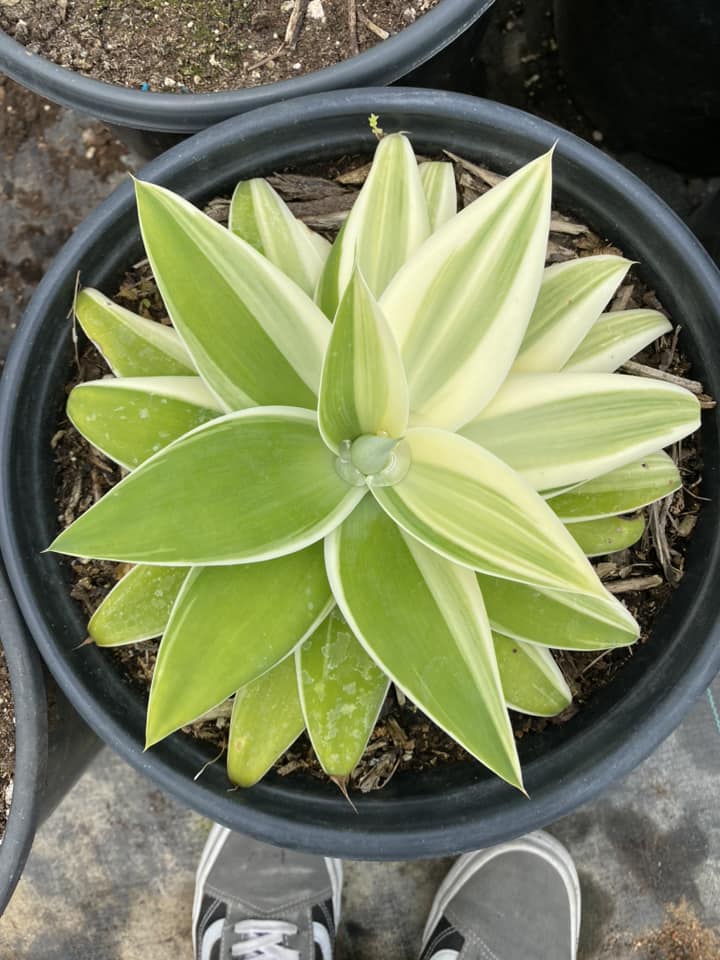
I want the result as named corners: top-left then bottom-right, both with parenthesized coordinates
top-left (53, 130), bottom-right (700, 794)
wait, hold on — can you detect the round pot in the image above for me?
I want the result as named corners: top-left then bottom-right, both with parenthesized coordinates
top-left (553, 0), bottom-right (720, 173)
top-left (0, 0), bottom-right (494, 158)
top-left (0, 562), bottom-right (99, 914)
top-left (1, 88), bottom-right (720, 860)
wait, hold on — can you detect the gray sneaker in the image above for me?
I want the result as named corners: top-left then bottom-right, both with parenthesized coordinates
top-left (420, 831), bottom-right (581, 960)
top-left (192, 824), bottom-right (342, 960)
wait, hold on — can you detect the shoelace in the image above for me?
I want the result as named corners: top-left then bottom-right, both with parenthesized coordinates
top-left (230, 919), bottom-right (300, 959)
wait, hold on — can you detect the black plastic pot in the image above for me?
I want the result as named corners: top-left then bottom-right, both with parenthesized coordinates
top-left (0, 563), bottom-right (99, 914)
top-left (0, 0), bottom-right (494, 158)
top-left (2, 88), bottom-right (720, 860)
top-left (690, 189), bottom-right (720, 268)
top-left (553, 0), bottom-right (720, 174)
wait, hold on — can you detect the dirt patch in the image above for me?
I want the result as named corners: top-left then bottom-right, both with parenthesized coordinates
top-left (52, 152), bottom-right (709, 792)
top-left (0, 76), bottom-right (131, 372)
top-left (0, 644), bottom-right (16, 838)
top-left (633, 901), bottom-right (720, 960)
top-left (0, 0), bottom-right (437, 94)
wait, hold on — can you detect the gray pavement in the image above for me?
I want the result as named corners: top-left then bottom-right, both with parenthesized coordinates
top-left (0, 676), bottom-right (718, 959)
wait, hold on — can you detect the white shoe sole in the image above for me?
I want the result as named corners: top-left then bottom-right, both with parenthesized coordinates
top-left (422, 830), bottom-right (581, 959)
top-left (192, 823), bottom-right (344, 956)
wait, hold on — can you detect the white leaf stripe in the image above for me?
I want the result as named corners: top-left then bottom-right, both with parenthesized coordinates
top-left (563, 309), bottom-right (673, 373)
top-left (381, 150), bottom-right (553, 430)
top-left (318, 268), bottom-right (409, 452)
top-left (51, 407), bottom-right (366, 566)
top-left (403, 534), bottom-right (520, 778)
top-left (460, 371), bottom-right (700, 490)
top-left (67, 377), bottom-right (223, 470)
top-left (418, 161), bottom-right (457, 231)
top-left (373, 427), bottom-right (607, 597)
top-left (513, 255), bottom-right (631, 373)
top-left (547, 452), bottom-right (680, 521)
top-left (75, 287), bottom-right (195, 376)
top-left (324, 500), bottom-right (523, 788)
top-left (229, 178), bottom-right (330, 297)
top-left (316, 133), bottom-right (430, 316)
top-left (134, 179), bottom-right (330, 411)
top-left (476, 572), bottom-right (639, 651)
top-left (493, 633), bottom-right (572, 716)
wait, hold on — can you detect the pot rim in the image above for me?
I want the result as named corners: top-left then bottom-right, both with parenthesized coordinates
top-left (0, 563), bottom-right (47, 914)
top-left (2, 87), bottom-right (720, 859)
top-left (0, 0), bottom-right (494, 133)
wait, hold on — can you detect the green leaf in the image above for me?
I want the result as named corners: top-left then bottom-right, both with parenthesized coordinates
top-left (381, 150), bottom-right (553, 430)
top-left (566, 514), bottom-right (646, 557)
top-left (89, 565), bottom-right (188, 646)
top-left (564, 309), bottom-right (673, 373)
top-left (493, 633), bottom-right (571, 716)
top-left (418, 161), bottom-right (457, 231)
top-left (513, 255), bottom-right (631, 373)
top-left (67, 377), bottom-right (223, 469)
top-left (134, 179), bottom-right (330, 411)
top-left (315, 133), bottom-right (431, 317)
top-left (229, 178), bottom-right (330, 297)
top-left (475, 572), bottom-right (638, 651)
top-left (326, 496), bottom-right (522, 789)
top-left (50, 407), bottom-right (365, 565)
top-left (75, 287), bottom-right (194, 377)
top-left (146, 543), bottom-right (332, 745)
top-left (460, 372), bottom-right (700, 490)
top-left (546, 452), bottom-right (680, 521)
top-left (372, 427), bottom-right (606, 597)
top-left (318, 267), bottom-right (408, 452)
top-left (297, 608), bottom-right (389, 778)
top-left (227, 657), bottom-right (305, 787)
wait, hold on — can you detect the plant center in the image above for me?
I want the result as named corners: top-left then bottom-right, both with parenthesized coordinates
top-left (335, 434), bottom-right (411, 488)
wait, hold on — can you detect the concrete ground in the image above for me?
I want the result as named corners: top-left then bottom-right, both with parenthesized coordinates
top-left (0, 679), bottom-right (718, 959)
top-left (1, 0), bottom-right (720, 953)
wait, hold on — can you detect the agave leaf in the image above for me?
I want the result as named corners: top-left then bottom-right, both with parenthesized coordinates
top-left (146, 543), bottom-right (332, 745)
top-left (513, 255), bottom-right (631, 373)
top-left (89, 565), bottom-right (188, 646)
top-left (547, 452), bottom-right (680, 521)
top-left (566, 514), bottom-right (646, 557)
top-left (297, 608), bottom-right (389, 778)
top-left (418, 161), bottom-right (457, 231)
top-left (476, 571), bottom-right (638, 651)
top-left (381, 150), bottom-right (553, 430)
top-left (75, 288), bottom-right (195, 377)
top-left (318, 267), bottom-right (408, 452)
top-left (326, 496), bottom-right (522, 789)
top-left (227, 657), bottom-right (305, 787)
top-left (564, 309), bottom-right (673, 373)
top-left (134, 179), bottom-right (330, 411)
top-left (460, 372), bottom-right (700, 490)
top-left (229, 178), bottom-right (330, 297)
top-left (67, 377), bottom-right (223, 469)
top-left (493, 633), bottom-right (572, 716)
top-left (316, 133), bottom-right (431, 317)
top-left (50, 407), bottom-right (365, 565)
top-left (372, 427), bottom-right (606, 597)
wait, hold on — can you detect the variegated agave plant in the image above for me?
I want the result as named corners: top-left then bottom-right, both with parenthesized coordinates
top-left (52, 131), bottom-right (700, 793)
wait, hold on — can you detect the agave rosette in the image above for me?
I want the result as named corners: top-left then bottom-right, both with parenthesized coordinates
top-left (52, 132), bottom-right (700, 792)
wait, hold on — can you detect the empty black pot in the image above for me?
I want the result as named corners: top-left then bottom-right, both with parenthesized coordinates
top-left (1, 87), bottom-right (720, 859)
top-left (554, 0), bottom-right (720, 173)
